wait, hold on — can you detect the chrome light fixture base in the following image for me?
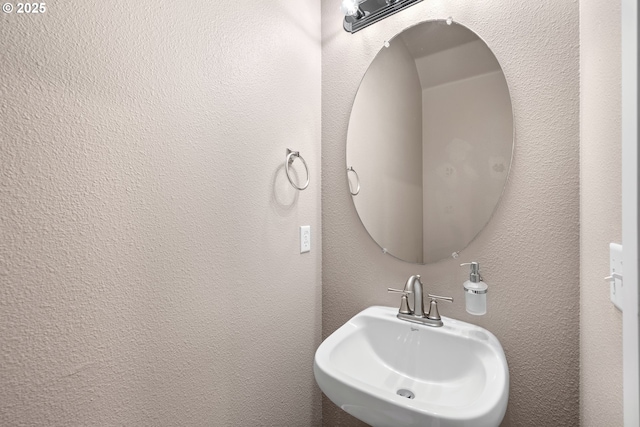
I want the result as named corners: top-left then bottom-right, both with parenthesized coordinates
top-left (343, 0), bottom-right (423, 34)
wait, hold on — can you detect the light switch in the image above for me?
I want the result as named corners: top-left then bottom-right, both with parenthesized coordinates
top-left (300, 226), bottom-right (311, 253)
top-left (609, 243), bottom-right (623, 311)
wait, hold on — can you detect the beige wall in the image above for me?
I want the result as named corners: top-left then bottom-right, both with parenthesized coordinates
top-left (322, 0), bottom-right (579, 425)
top-left (0, 1), bottom-right (321, 426)
top-left (580, 0), bottom-right (623, 425)
top-left (347, 39), bottom-right (423, 263)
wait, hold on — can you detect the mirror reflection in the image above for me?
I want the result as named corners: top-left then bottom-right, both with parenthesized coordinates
top-left (346, 20), bottom-right (513, 264)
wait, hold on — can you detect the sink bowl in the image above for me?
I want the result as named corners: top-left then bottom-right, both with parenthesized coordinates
top-left (314, 306), bottom-right (509, 427)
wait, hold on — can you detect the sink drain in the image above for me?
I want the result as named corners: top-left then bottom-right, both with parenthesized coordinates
top-left (397, 389), bottom-right (415, 399)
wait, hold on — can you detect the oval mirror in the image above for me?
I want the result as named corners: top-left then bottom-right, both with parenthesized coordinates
top-left (346, 20), bottom-right (513, 264)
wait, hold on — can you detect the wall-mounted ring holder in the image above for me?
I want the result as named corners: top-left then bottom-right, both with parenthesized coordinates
top-left (285, 148), bottom-right (309, 191)
top-left (347, 166), bottom-right (360, 195)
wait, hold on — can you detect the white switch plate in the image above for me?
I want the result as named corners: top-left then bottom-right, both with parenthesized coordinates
top-left (610, 243), bottom-right (623, 311)
top-left (300, 225), bottom-right (311, 253)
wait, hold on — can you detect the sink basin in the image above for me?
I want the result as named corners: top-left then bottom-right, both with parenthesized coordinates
top-left (314, 306), bottom-right (509, 427)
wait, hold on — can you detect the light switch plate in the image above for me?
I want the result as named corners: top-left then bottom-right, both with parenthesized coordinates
top-left (300, 226), bottom-right (311, 253)
top-left (610, 243), bottom-right (623, 311)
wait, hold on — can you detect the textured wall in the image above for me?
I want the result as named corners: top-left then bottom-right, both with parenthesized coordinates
top-left (0, 1), bottom-right (321, 426)
top-left (322, 1), bottom-right (579, 426)
top-left (580, 0), bottom-right (623, 425)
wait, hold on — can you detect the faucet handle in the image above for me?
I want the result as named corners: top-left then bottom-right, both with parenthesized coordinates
top-left (387, 288), bottom-right (413, 295)
top-left (427, 294), bottom-right (453, 303)
top-left (425, 294), bottom-right (453, 321)
top-left (387, 288), bottom-right (413, 315)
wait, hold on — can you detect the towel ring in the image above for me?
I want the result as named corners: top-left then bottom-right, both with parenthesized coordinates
top-left (285, 148), bottom-right (309, 191)
top-left (347, 166), bottom-right (360, 196)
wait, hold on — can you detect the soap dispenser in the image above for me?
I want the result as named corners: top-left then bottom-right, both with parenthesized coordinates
top-left (461, 262), bottom-right (488, 315)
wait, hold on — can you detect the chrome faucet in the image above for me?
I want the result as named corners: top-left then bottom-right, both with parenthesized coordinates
top-left (402, 275), bottom-right (426, 316)
top-left (388, 275), bottom-right (453, 327)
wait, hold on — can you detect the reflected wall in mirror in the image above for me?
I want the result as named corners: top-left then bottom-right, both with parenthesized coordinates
top-left (347, 20), bottom-right (513, 264)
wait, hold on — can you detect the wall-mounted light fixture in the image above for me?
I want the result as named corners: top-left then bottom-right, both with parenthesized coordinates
top-left (341, 0), bottom-right (423, 33)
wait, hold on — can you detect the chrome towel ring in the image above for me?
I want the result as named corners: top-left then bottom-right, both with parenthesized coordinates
top-left (285, 148), bottom-right (310, 191)
top-left (347, 166), bottom-right (360, 195)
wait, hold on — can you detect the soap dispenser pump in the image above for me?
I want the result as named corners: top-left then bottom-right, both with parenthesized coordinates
top-left (461, 262), bottom-right (488, 315)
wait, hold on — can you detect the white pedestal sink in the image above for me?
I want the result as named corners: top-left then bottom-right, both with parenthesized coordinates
top-left (314, 306), bottom-right (509, 427)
